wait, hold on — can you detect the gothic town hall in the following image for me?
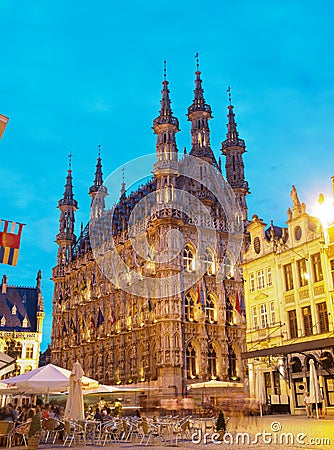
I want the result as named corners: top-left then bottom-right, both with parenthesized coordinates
top-left (51, 65), bottom-right (250, 405)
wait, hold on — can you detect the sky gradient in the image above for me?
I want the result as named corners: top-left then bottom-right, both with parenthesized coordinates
top-left (1, 0), bottom-right (334, 351)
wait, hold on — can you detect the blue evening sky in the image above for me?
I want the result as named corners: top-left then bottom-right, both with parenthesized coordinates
top-left (0, 0), bottom-right (333, 351)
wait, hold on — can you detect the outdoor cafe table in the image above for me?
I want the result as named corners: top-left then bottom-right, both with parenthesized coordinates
top-left (79, 419), bottom-right (103, 444)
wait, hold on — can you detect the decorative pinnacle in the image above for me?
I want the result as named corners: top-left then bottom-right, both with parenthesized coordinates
top-left (68, 151), bottom-right (73, 169)
top-left (163, 60), bottom-right (167, 81)
top-left (195, 52), bottom-right (199, 71)
top-left (227, 86), bottom-right (232, 105)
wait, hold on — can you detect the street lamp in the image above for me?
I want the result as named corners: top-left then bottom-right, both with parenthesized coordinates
top-left (313, 190), bottom-right (334, 246)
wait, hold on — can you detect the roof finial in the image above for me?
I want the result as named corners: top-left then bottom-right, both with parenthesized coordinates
top-left (97, 144), bottom-right (101, 158)
top-left (68, 151), bottom-right (73, 169)
top-left (227, 86), bottom-right (232, 106)
top-left (195, 52), bottom-right (199, 71)
top-left (120, 166), bottom-right (126, 196)
top-left (163, 60), bottom-right (167, 81)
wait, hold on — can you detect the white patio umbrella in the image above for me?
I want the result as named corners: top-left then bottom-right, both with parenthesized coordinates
top-left (309, 359), bottom-right (322, 419)
top-left (2, 363), bottom-right (98, 394)
top-left (255, 369), bottom-right (266, 417)
top-left (83, 384), bottom-right (121, 395)
top-left (65, 361), bottom-right (85, 421)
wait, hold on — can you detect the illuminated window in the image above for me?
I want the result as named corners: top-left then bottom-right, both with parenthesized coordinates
top-left (330, 260), bottom-right (334, 288)
top-left (205, 294), bottom-right (215, 323)
top-left (26, 345), bottom-right (34, 359)
top-left (260, 304), bottom-right (267, 328)
top-left (204, 249), bottom-right (215, 275)
top-left (297, 259), bottom-right (308, 287)
top-left (252, 306), bottom-right (258, 329)
top-left (267, 267), bottom-right (272, 287)
top-left (185, 293), bottom-right (195, 322)
top-left (269, 301), bottom-right (276, 325)
top-left (186, 343), bottom-right (197, 378)
top-left (257, 270), bottom-right (265, 290)
top-left (317, 302), bottom-right (329, 333)
top-left (249, 273), bottom-right (255, 292)
top-left (302, 306), bottom-right (313, 336)
top-left (183, 245), bottom-right (195, 272)
top-left (288, 309), bottom-right (298, 339)
top-left (311, 253), bottom-right (323, 283)
top-left (283, 263), bottom-right (294, 291)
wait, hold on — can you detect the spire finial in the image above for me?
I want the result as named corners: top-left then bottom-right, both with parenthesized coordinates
top-left (120, 166), bottom-right (126, 196)
top-left (195, 52), bottom-right (199, 71)
top-left (68, 152), bottom-right (73, 169)
top-left (98, 144), bottom-right (101, 158)
top-left (122, 166), bottom-right (125, 184)
top-left (163, 60), bottom-right (167, 81)
top-left (227, 86), bottom-right (232, 106)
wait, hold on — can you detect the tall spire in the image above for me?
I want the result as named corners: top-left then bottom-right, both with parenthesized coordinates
top-left (221, 90), bottom-right (249, 221)
top-left (89, 145), bottom-right (107, 216)
top-left (56, 154), bottom-right (78, 265)
top-left (187, 53), bottom-right (216, 165)
top-left (153, 61), bottom-right (179, 162)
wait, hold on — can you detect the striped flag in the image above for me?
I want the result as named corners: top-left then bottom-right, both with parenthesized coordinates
top-left (0, 220), bottom-right (25, 266)
top-left (110, 308), bottom-right (116, 326)
top-left (0, 114), bottom-right (9, 139)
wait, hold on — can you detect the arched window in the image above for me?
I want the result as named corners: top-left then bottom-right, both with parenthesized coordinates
top-left (204, 248), bottom-right (215, 275)
top-left (320, 352), bottom-right (334, 370)
top-left (185, 293), bottom-right (195, 322)
top-left (205, 294), bottom-right (216, 323)
top-left (305, 355), bottom-right (317, 372)
top-left (183, 245), bottom-right (195, 272)
top-left (208, 343), bottom-right (217, 379)
top-left (228, 345), bottom-right (237, 379)
top-left (186, 343), bottom-right (197, 379)
top-left (290, 357), bottom-right (302, 373)
top-left (224, 253), bottom-right (234, 278)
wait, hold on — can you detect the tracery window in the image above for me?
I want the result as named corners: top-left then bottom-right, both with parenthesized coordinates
top-left (204, 248), bottom-right (215, 275)
top-left (183, 245), bottom-right (195, 272)
top-left (186, 343), bottom-right (197, 379)
top-left (208, 343), bottom-right (217, 379)
top-left (185, 293), bottom-right (195, 322)
top-left (205, 294), bottom-right (216, 323)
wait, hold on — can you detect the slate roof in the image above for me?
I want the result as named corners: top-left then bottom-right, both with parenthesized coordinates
top-left (0, 285), bottom-right (39, 332)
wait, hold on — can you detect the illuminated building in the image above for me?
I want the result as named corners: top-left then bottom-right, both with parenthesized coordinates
top-left (50, 65), bottom-right (249, 403)
top-left (0, 272), bottom-right (44, 376)
top-left (242, 183), bottom-right (334, 414)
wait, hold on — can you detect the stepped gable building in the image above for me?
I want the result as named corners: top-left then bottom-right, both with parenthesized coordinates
top-left (0, 272), bottom-right (44, 376)
top-left (51, 65), bottom-right (250, 402)
top-left (242, 183), bottom-right (334, 415)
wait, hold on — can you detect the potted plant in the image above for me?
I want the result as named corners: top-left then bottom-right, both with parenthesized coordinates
top-left (216, 410), bottom-right (227, 439)
top-left (27, 409), bottom-right (42, 450)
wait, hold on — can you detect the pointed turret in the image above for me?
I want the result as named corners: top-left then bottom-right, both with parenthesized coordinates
top-left (221, 89), bottom-right (249, 221)
top-left (89, 146), bottom-right (107, 217)
top-left (187, 54), bottom-right (217, 165)
top-left (153, 62), bottom-right (180, 162)
top-left (55, 156), bottom-right (78, 265)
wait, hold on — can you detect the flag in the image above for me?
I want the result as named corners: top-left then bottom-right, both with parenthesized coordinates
top-left (110, 308), bottom-right (116, 326)
top-left (0, 114), bottom-right (9, 139)
top-left (62, 322), bottom-right (67, 333)
top-left (0, 220), bottom-right (25, 266)
top-left (148, 298), bottom-right (153, 312)
top-left (235, 291), bottom-right (242, 315)
top-left (97, 307), bottom-right (105, 327)
top-left (90, 316), bottom-right (96, 329)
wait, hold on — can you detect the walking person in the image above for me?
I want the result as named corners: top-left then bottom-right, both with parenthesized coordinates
top-left (304, 392), bottom-right (312, 418)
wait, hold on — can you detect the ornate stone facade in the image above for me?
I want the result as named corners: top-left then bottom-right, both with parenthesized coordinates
top-left (51, 66), bottom-right (249, 401)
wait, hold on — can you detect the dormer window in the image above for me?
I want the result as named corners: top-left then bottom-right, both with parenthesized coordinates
top-left (0, 316), bottom-right (6, 327)
top-left (22, 317), bottom-right (28, 328)
top-left (12, 305), bottom-right (17, 315)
